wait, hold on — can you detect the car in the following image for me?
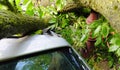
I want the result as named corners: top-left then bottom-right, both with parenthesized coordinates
top-left (0, 31), bottom-right (90, 70)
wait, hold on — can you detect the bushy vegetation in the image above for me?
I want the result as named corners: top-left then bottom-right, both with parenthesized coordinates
top-left (1, 0), bottom-right (120, 69)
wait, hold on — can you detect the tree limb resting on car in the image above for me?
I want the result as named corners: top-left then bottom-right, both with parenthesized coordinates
top-left (0, 10), bottom-right (49, 38)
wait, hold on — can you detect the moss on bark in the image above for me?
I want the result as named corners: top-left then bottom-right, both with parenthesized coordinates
top-left (0, 10), bottom-right (49, 38)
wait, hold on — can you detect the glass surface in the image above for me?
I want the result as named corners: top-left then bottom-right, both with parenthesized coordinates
top-left (0, 48), bottom-right (89, 70)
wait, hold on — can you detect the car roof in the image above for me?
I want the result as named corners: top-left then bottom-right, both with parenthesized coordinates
top-left (0, 34), bottom-right (71, 61)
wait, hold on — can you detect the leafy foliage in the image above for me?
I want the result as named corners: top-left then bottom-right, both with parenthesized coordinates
top-left (0, 0), bottom-right (120, 69)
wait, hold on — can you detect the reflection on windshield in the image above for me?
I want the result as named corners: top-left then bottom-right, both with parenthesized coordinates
top-left (0, 50), bottom-right (76, 70)
top-left (15, 54), bottom-right (52, 70)
top-left (15, 61), bottom-right (34, 70)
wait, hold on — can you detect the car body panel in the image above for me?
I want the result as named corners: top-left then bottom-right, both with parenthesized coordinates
top-left (0, 34), bottom-right (70, 61)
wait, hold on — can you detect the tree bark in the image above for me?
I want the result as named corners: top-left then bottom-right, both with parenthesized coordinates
top-left (59, 0), bottom-right (120, 33)
top-left (0, 10), bottom-right (49, 38)
top-left (63, 0), bottom-right (120, 33)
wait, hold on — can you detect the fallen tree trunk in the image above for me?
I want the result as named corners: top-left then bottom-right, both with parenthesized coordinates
top-left (63, 0), bottom-right (120, 33)
top-left (1, 0), bottom-right (120, 38)
top-left (0, 10), bottom-right (49, 38)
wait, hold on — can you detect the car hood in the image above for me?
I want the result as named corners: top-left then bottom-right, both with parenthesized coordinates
top-left (0, 34), bottom-right (71, 61)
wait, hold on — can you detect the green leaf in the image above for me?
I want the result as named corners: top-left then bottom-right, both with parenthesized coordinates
top-left (9, 0), bottom-right (14, 6)
top-left (38, 8), bottom-right (44, 18)
top-left (108, 59), bottom-right (114, 67)
top-left (115, 38), bottom-right (120, 46)
top-left (0, 4), bottom-right (7, 10)
top-left (110, 37), bottom-right (120, 46)
top-left (25, 9), bottom-right (34, 16)
top-left (95, 36), bottom-right (102, 46)
top-left (21, 0), bottom-right (32, 11)
top-left (47, 6), bottom-right (57, 15)
top-left (23, 0), bottom-right (30, 5)
top-left (116, 48), bottom-right (120, 56)
top-left (15, 0), bottom-right (21, 6)
top-left (25, 1), bottom-right (34, 16)
top-left (56, 0), bottom-right (62, 11)
top-left (89, 20), bottom-right (101, 29)
top-left (85, 28), bottom-right (90, 34)
top-left (48, 17), bottom-right (56, 23)
top-left (61, 18), bottom-right (69, 28)
top-left (109, 45), bottom-right (119, 52)
top-left (101, 24), bottom-right (109, 38)
top-left (110, 37), bottom-right (116, 44)
top-left (56, 0), bottom-right (66, 11)
top-left (93, 25), bottom-right (101, 37)
top-left (80, 34), bottom-right (88, 43)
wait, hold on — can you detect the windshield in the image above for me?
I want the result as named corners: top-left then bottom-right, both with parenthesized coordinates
top-left (0, 48), bottom-right (89, 70)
